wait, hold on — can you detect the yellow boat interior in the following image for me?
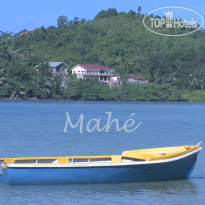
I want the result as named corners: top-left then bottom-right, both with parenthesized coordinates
top-left (0, 144), bottom-right (201, 166)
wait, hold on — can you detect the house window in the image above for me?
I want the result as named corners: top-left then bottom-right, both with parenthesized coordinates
top-left (56, 67), bottom-right (60, 72)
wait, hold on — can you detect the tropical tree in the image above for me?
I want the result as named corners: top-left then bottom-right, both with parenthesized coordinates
top-left (138, 6), bottom-right (142, 14)
top-left (57, 15), bottom-right (68, 28)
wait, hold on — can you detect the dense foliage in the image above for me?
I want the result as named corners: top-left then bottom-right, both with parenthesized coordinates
top-left (0, 9), bottom-right (205, 101)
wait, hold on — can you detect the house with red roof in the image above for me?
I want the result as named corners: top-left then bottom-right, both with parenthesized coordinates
top-left (71, 64), bottom-right (114, 83)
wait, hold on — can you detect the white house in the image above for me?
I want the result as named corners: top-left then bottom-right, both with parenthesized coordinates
top-left (71, 64), bottom-right (114, 83)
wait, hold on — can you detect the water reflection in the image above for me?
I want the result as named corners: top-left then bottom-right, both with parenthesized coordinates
top-left (0, 179), bottom-right (200, 204)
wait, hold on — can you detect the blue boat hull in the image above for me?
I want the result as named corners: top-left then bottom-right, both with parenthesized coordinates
top-left (0, 151), bottom-right (199, 185)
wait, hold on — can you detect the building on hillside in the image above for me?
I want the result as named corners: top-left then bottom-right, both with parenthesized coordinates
top-left (35, 62), bottom-right (69, 77)
top-left (71, 64), bottom-right (114, 83)
top-left (126, 76), bottom-right (149, 84)
top-left (107, 76), bottom-right (122, 87)
top-left (35, 62), bottom-right (69, 87)
top-left (20, 29), bottom-right (38, 35)
top-left (49, 62), bottom-right (69, 77)
top-left (110, 76), bottom-right (119, 82)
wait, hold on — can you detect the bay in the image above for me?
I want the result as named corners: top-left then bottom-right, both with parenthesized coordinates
top-left (0, 101), bottom-right (204, 205)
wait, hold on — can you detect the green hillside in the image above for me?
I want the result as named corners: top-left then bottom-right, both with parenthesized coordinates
top-left (0, 8), bottom-right (205, 101)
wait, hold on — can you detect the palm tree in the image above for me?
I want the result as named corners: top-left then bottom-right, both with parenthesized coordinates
top-left (138, 6), bottom-right (142, 14)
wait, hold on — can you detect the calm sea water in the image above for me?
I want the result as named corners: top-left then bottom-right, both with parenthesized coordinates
top-left (0, 101), bottom-right (204, 205)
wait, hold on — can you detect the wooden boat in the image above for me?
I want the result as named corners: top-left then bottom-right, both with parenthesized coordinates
top-left (0, 143), bottom-right (201, 185)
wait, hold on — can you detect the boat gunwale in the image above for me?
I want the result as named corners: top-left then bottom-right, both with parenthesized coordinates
top-left (4, 147), bottom-right (201, 168)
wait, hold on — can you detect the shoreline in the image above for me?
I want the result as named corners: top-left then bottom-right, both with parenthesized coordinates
top-left (0, 98), bottom-right (204, 103)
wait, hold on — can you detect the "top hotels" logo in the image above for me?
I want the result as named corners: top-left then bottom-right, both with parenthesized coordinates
top-left (143, 6), bottom-right (204, 36)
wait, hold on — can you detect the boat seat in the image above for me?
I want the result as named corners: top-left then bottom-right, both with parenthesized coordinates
top-left (122, 153), bottom-right (153, 161)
